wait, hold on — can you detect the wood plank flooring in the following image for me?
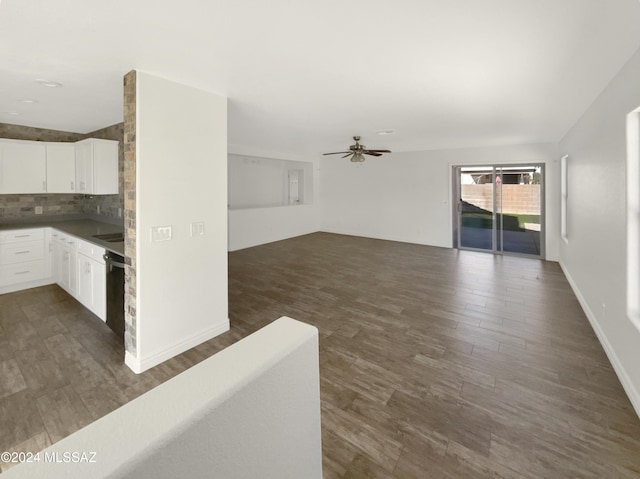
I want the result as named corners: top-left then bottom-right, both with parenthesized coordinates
top-left (1, 232), bottom-right (639, 477)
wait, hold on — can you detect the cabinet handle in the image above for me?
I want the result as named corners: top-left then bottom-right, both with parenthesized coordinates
top-left (71, 181), bottom-right (74, 190)
top-left (43, 180), bottom-right (46, 191)
top-left (15, 271), bottom-right (30, 275)
top-left (15, 234), bottom-right (30, 238)
top-left (14, 251), bottom-right (30, 255)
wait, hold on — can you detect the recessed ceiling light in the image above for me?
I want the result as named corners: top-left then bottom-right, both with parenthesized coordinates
top-left (18, 99), bottom-right (38, 104)
top-left (35, 79), bottom-right (62, 88)
top-left (2, 111), bottom-right (20, 116)
top-left (376, 129), bottom-right (396, 136)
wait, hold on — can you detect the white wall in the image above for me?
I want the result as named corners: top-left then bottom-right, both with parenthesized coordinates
top-left (128, 72), bottom-right (229, 373)
top-left (3, 317), bottom-right (323, 479)
top-left (229, 205), bottom-right (319, 252)
top-left (228, 156), bottom-right (288, 208)
top-left (321, 143), bottom-right (560, 260)
top-left (228, 145), bottom-right (321, 251)
top-left (559, 47), bottom-right (640, 415)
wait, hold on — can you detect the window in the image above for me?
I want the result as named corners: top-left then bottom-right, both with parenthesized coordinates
top-left (561, 155), bottom-right (569, 244)
top-left (288, 169), bottom-right (303, 205)
top-left (627, 108), bottom-right (640, 332)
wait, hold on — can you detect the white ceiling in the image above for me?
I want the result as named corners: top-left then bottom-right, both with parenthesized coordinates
top-left (1, 0), bottom-right (639, 154)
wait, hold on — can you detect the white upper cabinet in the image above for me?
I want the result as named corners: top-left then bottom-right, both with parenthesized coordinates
top-left (0, 139), bottom-right (47, 194)
top-left (0, 137), bottom-right (118, 195)
top-left (75, 138), bottom-right (118, 195)
top-left (75, 141), bottom-right (93, 193)
top-left (46, 143), bottom-right (76, 193)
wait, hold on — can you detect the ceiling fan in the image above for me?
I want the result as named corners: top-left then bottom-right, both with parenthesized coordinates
top-left (323, 136), bottom-right (391, 162)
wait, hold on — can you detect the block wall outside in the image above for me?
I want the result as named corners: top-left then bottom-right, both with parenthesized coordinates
top-left (461, 184), bottom-right (541, 215)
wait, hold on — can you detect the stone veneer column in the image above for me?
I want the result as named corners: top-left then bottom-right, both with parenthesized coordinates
top-left (123, 71), bottom-right (137, 356)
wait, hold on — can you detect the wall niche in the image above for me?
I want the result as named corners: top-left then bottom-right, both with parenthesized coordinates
top-left (228, 154), bottom-right (313, 210)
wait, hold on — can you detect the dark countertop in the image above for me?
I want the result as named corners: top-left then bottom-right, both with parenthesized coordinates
top-left (0, 216), bottom-right (125, 255)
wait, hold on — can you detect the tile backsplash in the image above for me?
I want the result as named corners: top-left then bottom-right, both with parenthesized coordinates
top-left (0, 123), bottom-right (84, 142)
top-left (0, 194), bottom-right (86, 219)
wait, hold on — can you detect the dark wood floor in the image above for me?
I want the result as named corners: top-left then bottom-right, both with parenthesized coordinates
top-left (1, 232), bottom-right (639, 477)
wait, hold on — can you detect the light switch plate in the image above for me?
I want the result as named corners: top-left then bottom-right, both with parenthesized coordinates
top-left (190, 222), bottom-right (205, 237)
top-left (151, 225), bottom-right (172, 242)
top-left (35, 206), bottom-right (43, 215)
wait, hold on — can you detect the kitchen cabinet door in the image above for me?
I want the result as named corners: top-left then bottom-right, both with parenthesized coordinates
top-left (75, 139), bottom-right (118, 195)
top-left (46, 143), bottom-right (76, 193)
top-left (59, 244), bottom-right (77, 295)
top-left (75, 141), bottom-right (93, 194)
top-left (93, 140), bottom-right (118, 194)
top-left (0, 140), bottom-right (46, 194)
top-left (51, 231), bottom-right (63, 285)
top-left (77, 253), bottom-right (106, 321)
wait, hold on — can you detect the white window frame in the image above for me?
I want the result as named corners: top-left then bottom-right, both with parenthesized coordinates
top-left (560, 155), bottom-right (569, 244)
top-left (627, 107), bottom-right (640, 332)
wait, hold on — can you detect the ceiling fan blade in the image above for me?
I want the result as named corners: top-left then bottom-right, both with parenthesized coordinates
top-left (323, 151), bottom-right (351, 156)
top-left (364, 152), bottom-right (382, 156)
top-left (341, 153), bottom-right (354, 158)
top-left (364, 149), bottom-right (391, 153)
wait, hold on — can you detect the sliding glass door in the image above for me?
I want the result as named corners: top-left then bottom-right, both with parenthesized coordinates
top-left (454, 165), bottom-right (544, 257)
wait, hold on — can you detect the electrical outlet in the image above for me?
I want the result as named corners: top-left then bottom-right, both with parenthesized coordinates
top-left (190, 222), bottom-right (205, 237)
top-left (35, 206), bottom-right (43, 215)
top-left (151, 226), bottom-right (172, 242)
top-left (118, 208), bottom-right (122, 218)
top-left (97, 205), bottom-right (101, 214)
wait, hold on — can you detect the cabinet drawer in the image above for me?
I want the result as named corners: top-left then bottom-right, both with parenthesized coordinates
top-left (78, 239), bottom-right (106, 263)
top-left (0, 260), bottom-right (46, 287)
top-left (57, 234), bottom-right (79, 250)
top-left (0, 240), bottom-right (45, 265)
top-left (0, 228), bottom-right (45, 244)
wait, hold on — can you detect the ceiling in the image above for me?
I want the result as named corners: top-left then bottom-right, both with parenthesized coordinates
top-left (1, 0), bottom-right (640, 155)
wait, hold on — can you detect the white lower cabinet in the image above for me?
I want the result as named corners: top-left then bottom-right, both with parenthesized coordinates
top-left (1, 227), bottom-right (109, 322)
top-left (50, 230), bottom-right (61, 284)
top-left (76, 252), bottom-right (106, 322)
top-left (53, 231), bottom-right (107, 321)
top-left (0, 260), bottom-right (46, 287)
top-left (56, 233), bottom-right (78, 296)
top-left (0, 228), bottom-right (48, 290)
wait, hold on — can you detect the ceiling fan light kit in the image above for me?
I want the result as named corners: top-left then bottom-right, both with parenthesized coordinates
top-left (323, 135), bottom-right (391, 163)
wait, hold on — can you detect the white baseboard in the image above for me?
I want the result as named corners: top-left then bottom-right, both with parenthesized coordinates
top-left (559, 261), bottom-right (640, 419)
top-left (0, 277), bottom-right (55, 295)
top-left (319, 228), bottom-right (448, 248)
top-left (125, 319), bottom-right (230, 374)
top-left (229, 230), bottom-right (320, 252)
